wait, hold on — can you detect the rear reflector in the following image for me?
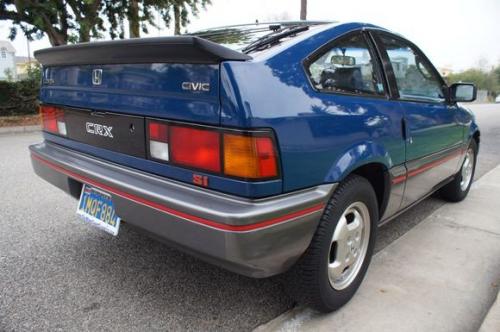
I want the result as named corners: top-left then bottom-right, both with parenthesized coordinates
top-left (40, 105), bottom-right (66, 136)
top-left (170, 126), bottom-right (221, 173)
top-left (146, 119), bottom-right (280, 181)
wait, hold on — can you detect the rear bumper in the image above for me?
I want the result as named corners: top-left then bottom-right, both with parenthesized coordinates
top-left (29, 142), bottom-right (335, 277)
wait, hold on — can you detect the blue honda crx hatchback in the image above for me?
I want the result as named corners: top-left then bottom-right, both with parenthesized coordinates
top-left (31, 21), bottom-right (479, 312)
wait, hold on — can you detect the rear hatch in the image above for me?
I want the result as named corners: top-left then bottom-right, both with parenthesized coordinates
top-left (36, 36), bottom-right (250, 157)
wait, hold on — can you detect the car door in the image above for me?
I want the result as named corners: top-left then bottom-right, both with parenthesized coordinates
top-left (373, 32), bottom-right (464, 207)
top-left (302, 30), bottom-right (407, 220)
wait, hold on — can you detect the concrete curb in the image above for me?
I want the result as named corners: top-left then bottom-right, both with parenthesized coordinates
top-left (0, 125), bottom-right (40, 135)
top-left (256, 165), bottom-right (500, 332)
top-left (479, 290), bottom-right (500, 332)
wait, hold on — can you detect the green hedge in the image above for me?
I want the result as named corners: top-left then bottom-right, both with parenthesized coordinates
top-left (0, 79), bottom-right (40, 116)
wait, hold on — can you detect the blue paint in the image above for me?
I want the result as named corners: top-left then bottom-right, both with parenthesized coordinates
top-left (42, 63), bottom-right (221, 124)
top-left (39, 22), bottom-right (478, 198)
top-left (45, 132), bottom-right (282, 198)
top-left (219, 23), bottom-right (404, 191)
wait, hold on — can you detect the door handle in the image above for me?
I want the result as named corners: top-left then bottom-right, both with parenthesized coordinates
top-left (401, 118), bottom-right (412, 144)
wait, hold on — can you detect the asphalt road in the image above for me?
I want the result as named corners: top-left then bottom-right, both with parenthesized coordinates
top-left (1, 104), bottom-right (500, 331)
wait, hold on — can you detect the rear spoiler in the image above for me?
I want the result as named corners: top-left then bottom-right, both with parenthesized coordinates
top-left (34, 36), bottom-right (252, 66)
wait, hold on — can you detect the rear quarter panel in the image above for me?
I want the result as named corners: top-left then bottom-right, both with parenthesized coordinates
top-left (221, 23), bottom-right (405, 193)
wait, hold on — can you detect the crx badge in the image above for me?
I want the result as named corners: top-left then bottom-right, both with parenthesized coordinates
top-left (92, 69), bottom-right (103, 85)
top-left (182, 82), bottom-right (210, 92)
top-left (86, 122), bottom-right (113, 138)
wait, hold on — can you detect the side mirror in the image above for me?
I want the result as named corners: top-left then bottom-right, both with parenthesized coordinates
top-left (450, 83), bottom-right (477, 103)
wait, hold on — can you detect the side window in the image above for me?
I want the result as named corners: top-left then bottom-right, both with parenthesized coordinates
top-left (306, 33), bottom-right (385, 96)
top-left (1, 48), bottom-right (6, 59)
top-left (378, 35), bottom-right (445, 103)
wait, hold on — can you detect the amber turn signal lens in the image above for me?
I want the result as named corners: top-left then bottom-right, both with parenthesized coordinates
top-left (223, 133), bottom-right (278, 179)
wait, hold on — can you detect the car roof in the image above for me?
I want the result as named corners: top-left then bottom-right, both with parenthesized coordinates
top-left (193, 22), bottom-right (392, 61)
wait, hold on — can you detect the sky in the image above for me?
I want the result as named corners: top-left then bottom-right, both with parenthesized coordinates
top-left (1, 0), bottom-right (499, 71)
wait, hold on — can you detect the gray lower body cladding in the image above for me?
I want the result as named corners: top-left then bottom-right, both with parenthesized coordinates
top-left (29, 142), bottom-right (335, 277)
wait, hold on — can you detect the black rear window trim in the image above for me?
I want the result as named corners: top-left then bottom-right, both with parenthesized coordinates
top-left (302, 29), bottom-right (390, 100)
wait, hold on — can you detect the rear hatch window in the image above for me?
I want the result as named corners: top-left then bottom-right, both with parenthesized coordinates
top-left (190, 21), bottom-right (329, 53)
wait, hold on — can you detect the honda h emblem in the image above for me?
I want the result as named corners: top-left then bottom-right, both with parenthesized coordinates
top-left (92, 69), bottom-right (103, 85)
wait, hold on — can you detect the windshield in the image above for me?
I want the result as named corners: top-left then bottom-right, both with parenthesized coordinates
top-left (189, 21), bottom-right (330, 53)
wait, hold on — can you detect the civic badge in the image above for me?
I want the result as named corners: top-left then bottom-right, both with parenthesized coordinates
top-left (92, 69), bottom-right (103, 85)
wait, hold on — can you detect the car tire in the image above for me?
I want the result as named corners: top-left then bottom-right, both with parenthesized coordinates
top-left (439, 140), bottom-right (477, 202)
top-left (285, 174), bottom-right (378, 312)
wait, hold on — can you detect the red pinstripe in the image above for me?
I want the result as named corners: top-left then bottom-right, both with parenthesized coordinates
top-left (391, 149), bottom-right (463, 185)
top-left (31, 153), bottom-right (325, 232)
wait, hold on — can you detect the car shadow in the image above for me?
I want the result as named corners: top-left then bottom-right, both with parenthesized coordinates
top-left (63, 222), bottom-right (294, 331)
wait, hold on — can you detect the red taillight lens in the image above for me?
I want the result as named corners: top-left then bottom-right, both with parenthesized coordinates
top-left (149, 122), bottom-right (168, 142)
top-left (170, 126), bottom-right (221, 172)
top-left (148, 122), bottom-right (169, 161)
top-left (40, 105), bottom-right (58, 133)
top-left (40, 105), bottom-right (66, 135)
top-left (255, 136), bottom-right (278, 178)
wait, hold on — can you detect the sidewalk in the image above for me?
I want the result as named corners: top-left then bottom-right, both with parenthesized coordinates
top-left (480, 290), bottom-right (499, 332)
top-left (0, 124), bottom-right (40, 135)
top-left (256, 166), bottom-right (500, 332)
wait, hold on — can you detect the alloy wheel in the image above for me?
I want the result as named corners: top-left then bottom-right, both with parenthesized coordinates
top-left (460, 148), bottom-right (475, 191)
top-left (328, 201), bottom-right (370, 290)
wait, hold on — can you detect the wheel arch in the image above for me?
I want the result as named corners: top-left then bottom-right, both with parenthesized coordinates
top-left (350, 163), bottom-right (391, 218)
top-left (324, 142), bottom-right (393, 218)
top-left (472, 129), bottom-right (480, 146)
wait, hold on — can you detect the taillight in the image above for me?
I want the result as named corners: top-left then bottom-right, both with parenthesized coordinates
top-left (147, 120), bottom-right (279, 181)
top-left (40, 105), bottom-right (66, 136)
top-left (170, 126), bottom-right (221, 173)
top-left (223, 134), bottom-right (278, 179)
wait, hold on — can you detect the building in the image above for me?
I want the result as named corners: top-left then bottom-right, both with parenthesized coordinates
top-left (0, 40), bottom-right (17, 81)
top-left (15, 56), bottom-right (39, 80)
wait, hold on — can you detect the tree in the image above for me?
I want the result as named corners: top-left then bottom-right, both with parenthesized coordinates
top-left (446, 65), bottom-right (500, 99)
top-left (3, 68), bottom-right (14, 81)
top-left (104, 0), bottom-right (157, 39)
top-left (0, 0), bottom-right (106, 45)
top-left (156, 0), bottom-right (211, 35)
top-left (128, 0), bottom-right (140, 38)
top-left (494, 66), bottom-right (500, 86)
top-left (105, 0), bottom-right (212, 38)
top-left (300, 0), bottom-right (307, 20)
top-left (1, 0), bottom-right (212, 46)
top-left (66, 0), bottom-right (105, 43)
top-left (1, 0), bottom-right (70, 46)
